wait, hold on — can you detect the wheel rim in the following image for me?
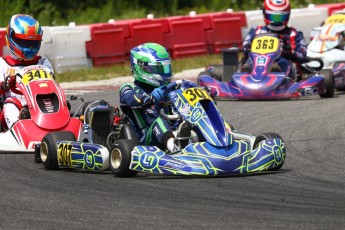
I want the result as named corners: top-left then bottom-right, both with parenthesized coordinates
top-left (40, 142), bottom-right (48, 163)
top-left (111, 148), bottom-right (122, 170)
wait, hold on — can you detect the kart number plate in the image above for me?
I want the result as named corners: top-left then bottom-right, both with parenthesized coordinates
top-left (21, 69), bottom-right (54, 85)
top-left (251, 36), bottom-right (279, 55)
top-left (325, 14), bottom-right (345, 25)
top-left (58, 143), bottom-right (73, 166)
top-left (182, 87), bottom-right (212, 106)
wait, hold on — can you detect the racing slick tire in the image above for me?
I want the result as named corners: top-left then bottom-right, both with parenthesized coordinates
top-left (253, 132), bottom-right (284, 171)
top-left (211, 64), bottom-right (223, 81)
top-left (319, 69), bottom-right (335, 98)
top-left (197, 71), bottom-right (212, 85)
top-left (110, 139), bottom-right (139, 177)
top-left (40, 131), bottom-right (77, 170)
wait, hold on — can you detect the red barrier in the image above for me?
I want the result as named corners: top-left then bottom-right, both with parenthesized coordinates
top-left (204, 12), bottom-right (247, 53)
top-left (163, 15), bottom-right (211, 59)
top-left (125, 18), bottom-right (170, 51)
top-left (317, 3), bottom-right (345, 15)
top-left (86, 21), bottom-right (130, 66)
top-left (0, 29), bottom-right (7, 56)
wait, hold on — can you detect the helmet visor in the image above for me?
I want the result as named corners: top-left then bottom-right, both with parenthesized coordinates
top-left (12, 32), bottom-right (41, 49)
top-left (142, 61), bottom-right (172, 75)
top-left (265, 10), bottom-right (289, 24)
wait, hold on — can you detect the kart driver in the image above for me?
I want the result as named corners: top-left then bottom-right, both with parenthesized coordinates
top-left (0, 14), bottom-right (54, 130)
top-left (119, 43), bottom-right (196, 154)
top-left (242, 0), bottom-right (307, 79)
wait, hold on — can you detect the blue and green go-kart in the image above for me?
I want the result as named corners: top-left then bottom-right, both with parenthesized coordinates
top-left (110, 80), bottom-right (286, 177)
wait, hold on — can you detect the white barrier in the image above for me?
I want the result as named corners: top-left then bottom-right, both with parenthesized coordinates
top-left (289, 6), bottom-right (328, 43)
top-left (39, 25), bottom-right (92, 73)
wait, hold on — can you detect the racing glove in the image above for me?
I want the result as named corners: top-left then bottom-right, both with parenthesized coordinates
top-left (8, 75), bottom-right (16, 89)
top-left (152, 85), bottom-right (167, 104)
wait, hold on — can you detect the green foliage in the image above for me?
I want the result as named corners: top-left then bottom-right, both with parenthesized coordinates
top-left (0, 0), bottom-right (344, 27)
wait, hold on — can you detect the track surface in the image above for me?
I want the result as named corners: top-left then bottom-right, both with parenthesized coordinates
top-left (0, 87), bottom-right (344, 230)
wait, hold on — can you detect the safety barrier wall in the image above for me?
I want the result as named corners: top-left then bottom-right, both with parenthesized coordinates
top-left (39, 25), bottom-right (92, 73)
top-left (203, 11), bottom-right (247, 53)
top-left (0, 3), bottom-right (342, 73)
top-left (0, 29), bottom-right (6, 57)
top-left (316, 3), bottom-right (345, 15)
top-left (85, 21), bottom-right (130, 66)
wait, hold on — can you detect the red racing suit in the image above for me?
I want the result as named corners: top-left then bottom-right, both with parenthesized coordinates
top-left (0, 54), bottom-right (54, 130)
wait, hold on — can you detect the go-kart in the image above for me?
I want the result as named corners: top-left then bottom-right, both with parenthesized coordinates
top-left (109, 80), bottom-right (286, 177)
top-left (36, 98), bottom-right (118, 171)
top-left (198, 33), bottom-right (334, 100)
top-left (0, 65), bottom-right (116, 171)
top-left (307, 11), bottom-right (345, 91)
top-left (0, 65), bottom-right (83, 153)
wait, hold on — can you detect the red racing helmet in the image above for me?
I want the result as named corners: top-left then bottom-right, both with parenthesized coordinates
top-left (263, 0), bottom-right (291, 27)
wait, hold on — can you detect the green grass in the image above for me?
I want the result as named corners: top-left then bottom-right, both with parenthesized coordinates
top-left (55, 54), bottom-right (223, 83)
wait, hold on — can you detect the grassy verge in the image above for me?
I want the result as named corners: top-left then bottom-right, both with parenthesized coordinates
top-left (55, 54), bottom-right (223, 83)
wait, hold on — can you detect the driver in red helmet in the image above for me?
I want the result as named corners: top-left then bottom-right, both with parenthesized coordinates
top-left (242, 0), bottom-right (307, 79)
top-left (0, 14), bottom-right (54, 130)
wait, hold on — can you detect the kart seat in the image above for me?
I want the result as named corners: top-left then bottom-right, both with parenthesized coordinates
top-left (120, 104), bottom-right (145, 132)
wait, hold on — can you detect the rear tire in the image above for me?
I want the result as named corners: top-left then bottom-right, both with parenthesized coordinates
top-left (197, 71), bottom-right (213, 85)
top-left (253, 132), bottom-right (284, 171)
top-left (109, 139), bottom-right (139, 177)
top-left (211, 64), bottom-right (223, 81)
top-left (319, 69), bottom-right (334, 98)
top-left (40, 131), bottom-right (77, 170)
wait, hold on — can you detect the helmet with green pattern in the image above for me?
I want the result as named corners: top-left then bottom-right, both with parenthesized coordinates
top-left (130, 43), bottom-right (172, 87)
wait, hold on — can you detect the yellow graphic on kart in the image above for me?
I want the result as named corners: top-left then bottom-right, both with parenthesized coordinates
top-left (182, 87), bottom-right (212, 106)
top-left (21, 69), bottom-right (54, 85)
top-left (325, 14), bottom-right (345, 25)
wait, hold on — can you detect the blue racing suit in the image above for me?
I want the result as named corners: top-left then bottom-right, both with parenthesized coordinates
top-left (119, 80), bottom-right (175, 150)
top-left (243, 25), bottom-right (307, 75)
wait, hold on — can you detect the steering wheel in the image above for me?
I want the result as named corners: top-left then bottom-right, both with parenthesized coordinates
top-left (4, 74), bottom-right (22, 95)
top-left (158, 80), bottom-right (185, 121)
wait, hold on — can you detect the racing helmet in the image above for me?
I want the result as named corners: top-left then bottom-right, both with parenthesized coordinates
top-left (6, 14), bottom-right (43, 60)
top-left (263, 0), bottom-right (291, 28)
top-left (130, 43), bottom-right (172, 87)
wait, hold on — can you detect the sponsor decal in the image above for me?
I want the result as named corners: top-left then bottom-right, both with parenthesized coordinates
top-left (84, 151), bottom-right (95, 169)
top-left (191, 107), bottom-right (202, 123)
top-left (257, 56), bottom-right (267, 66)
top-left (139, 152), bottom-right (158, 169)
top-left (179, 104), bottom-right (191, 116)
top-left (272, 0), bottom-right (285, 5)
top-left (164, 161), bottom-right (185, 170)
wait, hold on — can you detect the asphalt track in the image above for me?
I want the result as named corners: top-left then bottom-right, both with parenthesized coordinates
top-left (0, 79), bottom-right (344, 230)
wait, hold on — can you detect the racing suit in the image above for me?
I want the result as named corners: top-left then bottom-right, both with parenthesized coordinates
top-left (119, 80), bottom-right (176, 151)
top-left (242, 25), bottom-right (307, 76)
top-left (0, 54), bottom-right (54, 130)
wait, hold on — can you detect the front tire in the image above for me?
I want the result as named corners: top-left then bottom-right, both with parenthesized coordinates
top-left (40, 131), bottom-right (77, 170)
top-left (253, 132), bottom-right (284, 171)
top-left (109, 139), bottom-right (139, 177)
top-left (319, 69), bottom-right (334, 98)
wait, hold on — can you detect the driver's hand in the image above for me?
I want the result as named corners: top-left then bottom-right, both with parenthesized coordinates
top-left (8, 75), bottom-right (16, 89)
top-left (152, 85), bottom-right (167, 104)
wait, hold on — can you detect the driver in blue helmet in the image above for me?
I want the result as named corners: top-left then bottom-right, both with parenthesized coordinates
top-left (242, 0), bottom-right (307, 79)
top-left (119, 43), bottom-right (197, 153)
